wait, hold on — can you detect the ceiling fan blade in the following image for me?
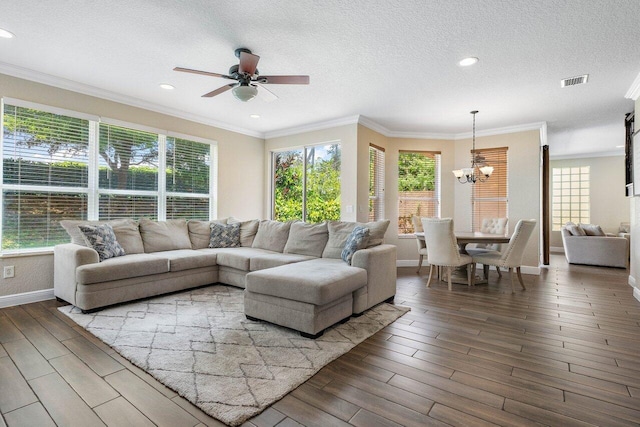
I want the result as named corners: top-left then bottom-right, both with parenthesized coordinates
top-left (238, 52), bottom-right (260, 75)
top-left (258, 75), bottom-right (310, 85)
top-left (202, 84), bottom-right (235, 98)
top-left (174, 67), bottom-right (231, 79)
top-left (256, 84), bottom-right (278, 103)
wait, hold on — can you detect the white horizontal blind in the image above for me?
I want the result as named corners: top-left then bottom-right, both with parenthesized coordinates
top-left (368, 144), bottom-right (385, 222)
top-left (397, 151), bottom-right (441, 235)
top-left (471, 147), bottom-right (508, 231)
top-left (98, 123), bottom-right (159, 220)
top-left (2, 104), bottom-right (90, 250)
top-left (165, 137), bottom-right (210, 220)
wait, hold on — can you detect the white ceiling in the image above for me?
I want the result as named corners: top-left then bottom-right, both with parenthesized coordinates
top-left (0, 0), bottom-right (639, 157)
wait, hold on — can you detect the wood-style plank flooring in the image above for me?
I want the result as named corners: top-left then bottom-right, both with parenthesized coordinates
top-left (1, 255), bottom-right (639, 426)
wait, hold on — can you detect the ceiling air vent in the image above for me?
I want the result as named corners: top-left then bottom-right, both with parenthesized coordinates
top-left (561, 74), bottom-right (589, 88)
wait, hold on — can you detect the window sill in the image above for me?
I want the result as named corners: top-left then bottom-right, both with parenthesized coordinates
top-left (398, 234), bottom-right (417, 239)
top-left (0, 249), bottom-right (54, 259)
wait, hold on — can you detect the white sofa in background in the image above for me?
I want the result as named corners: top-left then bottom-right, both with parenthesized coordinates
top-left (561, 225), bottom-right (628, 268)
top-left (54, 217), bottom-right (396, 338)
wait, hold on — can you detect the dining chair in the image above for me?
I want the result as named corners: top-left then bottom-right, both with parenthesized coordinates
top-left (421, 218), bottom-right (475, 290)
top-left (467, 217), bottom-right (508, 278)
top-left (412, 215), bottom-right (429, 274)
top-left (471, 219), bottom-right (536, 293)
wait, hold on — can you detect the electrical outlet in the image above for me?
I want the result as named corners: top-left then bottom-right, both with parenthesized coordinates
top-left (3, 265), bottom-right (15, 279)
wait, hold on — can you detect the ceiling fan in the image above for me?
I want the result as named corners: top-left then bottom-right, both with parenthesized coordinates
top-left (174, 48), bottom-right (309, 102)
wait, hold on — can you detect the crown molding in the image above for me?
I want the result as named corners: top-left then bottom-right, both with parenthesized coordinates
top-left (625, 71), bottom-right (640, 101)
top-left (0, 62), bottom-right (264, 139)
top-left (453, 121), bottom-right (547, 140)
top-left (357, 116), bottom-right (455, 140)
top-left (263, 115), bottom-right (360, 139)
top-left (550, 150), bottom-right (624, 160)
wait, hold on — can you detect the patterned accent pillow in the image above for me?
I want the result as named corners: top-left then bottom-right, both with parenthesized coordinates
top-left (341, 226), bottom-right (370, 265)
top-left (78, 224), bottom-right (126, 262)
top-left (209, 222), bottom-right (241, 248)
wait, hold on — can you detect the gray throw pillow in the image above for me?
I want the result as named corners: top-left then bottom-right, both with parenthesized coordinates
top-left (283, 221), bottom-right (329, 257)
top-left (188, 218), bottom-right (228, 249)
top-left (566, 223), bottom-right (586, 236)
top-left (357, 219), bottom-right (390, 247)
top-left (228, 217), bottom-right (260, 247)
top-left (139, 218), bottom-right (192, 253)
top-left (341, 226), bottom-right (370, 265)
top-left (77, 224), bottom-right (126, 262)
top-left (209, 222), bottom-right (241, 248)
top-left (579, 223), bottom-right (605, 236)
top-left (251, 220), bottom-right (292, 253)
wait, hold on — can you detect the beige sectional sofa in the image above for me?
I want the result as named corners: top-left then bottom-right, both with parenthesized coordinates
top-left (54, 217), bottom-right (396, 337)
top-left (561, 225), bottom-right (629, 268)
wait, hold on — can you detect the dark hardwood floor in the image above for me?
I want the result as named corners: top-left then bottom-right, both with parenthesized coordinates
top-left (1, 255), bottom-right (639, 426)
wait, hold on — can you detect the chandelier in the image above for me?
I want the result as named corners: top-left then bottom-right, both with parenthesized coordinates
top-left (452, 110), bottom-right (493, 183)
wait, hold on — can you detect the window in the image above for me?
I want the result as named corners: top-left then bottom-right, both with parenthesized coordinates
top-left (471, 147), bottom-right (508, 231)
top-left (0, 100), bottom-right (216, 252)
top-left (397, 151), bottom-right (440, 235)
top-left (552, 166), bottom-right (589, 231)
top-left (369, 144), bottom-right (385, 221)
top-left (272, 143), bottom-right (341, 222)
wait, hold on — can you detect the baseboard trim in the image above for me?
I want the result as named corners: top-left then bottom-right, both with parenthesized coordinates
top-left (550, 246), bottom-right (564, 253)
top-left (396, 260), bottom-right (540, 275)
top-left (634, 287), bottom-right (640, 303)
top-left (0, 288), bottom-right (55, 308)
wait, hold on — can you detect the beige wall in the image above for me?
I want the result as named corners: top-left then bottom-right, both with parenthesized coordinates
top-left (0, 73), bottom-right (265, 298)
top-left (453, 130), bottom-right (542, 269)
top-left (549, 156), bottom-right (629, 248)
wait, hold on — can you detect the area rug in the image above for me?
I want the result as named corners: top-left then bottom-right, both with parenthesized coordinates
top-left (59, 285), bottom-right (409, 426)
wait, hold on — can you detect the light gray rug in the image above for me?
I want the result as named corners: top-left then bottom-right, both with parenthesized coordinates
top-left (59, 285), bottom-right (409, 426)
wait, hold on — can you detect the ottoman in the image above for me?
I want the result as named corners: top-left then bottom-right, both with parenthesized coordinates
top-left (244, 258), bottom-right (367, 338)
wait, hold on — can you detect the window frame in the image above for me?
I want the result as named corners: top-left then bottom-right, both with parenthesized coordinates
top-left (471, 147), bottom-right (509, 232)
top-left (397, 150), bottom-right (441, 236)
top-left (0, 98), bottom-right (217, 254)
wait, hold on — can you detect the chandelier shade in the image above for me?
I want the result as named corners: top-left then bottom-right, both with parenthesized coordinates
top-left (452, 110), bottom-right (493, 184)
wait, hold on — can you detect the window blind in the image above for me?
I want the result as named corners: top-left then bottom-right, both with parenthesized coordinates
top-left (368, 144), bottom-right (385, 222)
top-left (99, 194), bottom-right (158, 220)
top-left (166, 136), bottom-right (211, 219)
top-left (397, 150), bottom-right (441, 234)
top-left (471, 147), bottom-right (508, 231)
top-left (2, 105), bottom-right (90, 250)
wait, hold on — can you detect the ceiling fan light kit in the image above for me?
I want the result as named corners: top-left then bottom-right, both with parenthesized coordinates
top-left (453, 110), bottom-right (493, 184)
top-left (175, 48), bottom-right (309, 102)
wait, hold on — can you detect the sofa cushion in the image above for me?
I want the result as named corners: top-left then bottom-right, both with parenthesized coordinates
top-left (228, 218), bottom-right (260, 247)
top-left (283, 221), bottom-right (329, 257)
top-left (210, 247), bottom-right (279, 271)
top-left (209, 222), bottom-right (241, 248)
top-left (322, 221), bottom-right (357, 259)
top-left (76, 253), bottom-right (170, 285)
top-left (187, 218), bottom-right (228, 249)
top-left (140, 218), bottom-right (192, 253)
top-left (60, 218), bottom-right (145, 254)
top-left (78, 224), bottom-right (126, 262)
top-left (245, 258), bottom-right (367, 306)
top-left (252, 220), bottom-right (292, 253)
top-left (579, 223), bottom-right (605, 236)
top-left (147, 249), bottom-right (218, 272)
top-left (250, 253), bottom-right (315, 271)
top-left (341, 226), bottom-right (370, 265)
top-left (565, 222), bottom-right (586, 236)
top-left (360, 219), bottom-right (390, 247)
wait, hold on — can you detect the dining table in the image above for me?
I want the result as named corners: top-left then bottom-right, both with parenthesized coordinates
top-left (414, 231), bottom-right (511, 284)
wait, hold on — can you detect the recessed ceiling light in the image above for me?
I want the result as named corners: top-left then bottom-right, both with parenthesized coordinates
top-left (0, 28), bottom-right (15, 39)
top-left (250, 114), bottom-right (260, 119)
top-left (458, 57), bottom-right (478, 67)
top-left (159, 83), bottom-right (174, 90)
top-left (616, 145), bottom-right (624, 148)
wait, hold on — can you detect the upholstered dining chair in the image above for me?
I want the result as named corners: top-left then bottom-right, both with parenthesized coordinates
top-left (467, 217), bottom-right (508, 278)
top-left (412, 215), bottom-right (429, 274)
top-left (471, 219), bottom-right (536, 293)
top-left (421, 218), bottom-right (475, 290)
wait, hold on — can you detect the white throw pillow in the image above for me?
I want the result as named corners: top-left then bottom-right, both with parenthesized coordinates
top-left (578, 223), bottom-right (605, 236)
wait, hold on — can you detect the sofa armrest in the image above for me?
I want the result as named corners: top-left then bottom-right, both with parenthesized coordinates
top-left (54, 243), bottom-right (99, 305)
top-left (351, 244), bottom-right (397, 313)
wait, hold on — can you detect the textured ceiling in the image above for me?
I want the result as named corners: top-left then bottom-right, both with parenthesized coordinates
top-left (0, 0), bottom-right (638, 156)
